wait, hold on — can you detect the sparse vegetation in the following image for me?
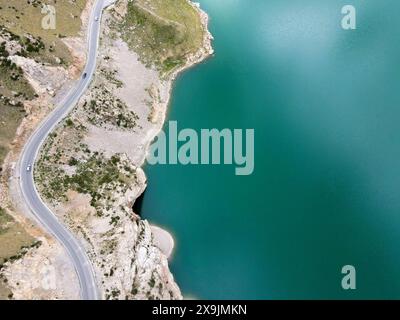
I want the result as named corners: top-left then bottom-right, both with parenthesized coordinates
top-left (35, 128), bottom-right (138, 217)
top-left (31, 0), bottom-right (208, 300)
top-left (82, 87), bottom-right (140, 130)
top-left (100, 68), bottom-right (123, 88)
top-left (149, 273), bottom-right (155, 288)
top-left (0, 0), bottom-right (89, 168)
top-left (0, 207), bottom-right (36, 299)
top-left (119, 0), bottom-right (204, 74)
top-left (0, 37), bottom-right (35, 168)
top-left (0, 0), bottom-right (88, 65)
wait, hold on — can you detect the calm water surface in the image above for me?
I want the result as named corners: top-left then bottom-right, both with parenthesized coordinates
top-left (142, 0), bottom-right (400, 299)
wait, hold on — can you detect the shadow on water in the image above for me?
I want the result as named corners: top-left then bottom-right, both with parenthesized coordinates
top-left (132, 189), bottom-right (146, 217)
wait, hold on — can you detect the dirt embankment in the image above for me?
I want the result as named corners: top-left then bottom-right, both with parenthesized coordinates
top-left (32, 0), bottom-right (213, 300)
top-left (0, 0), bottom-right (95, 300)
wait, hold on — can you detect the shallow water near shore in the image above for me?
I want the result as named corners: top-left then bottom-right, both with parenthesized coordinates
top-left (142, 0), bottom-right (400, 299)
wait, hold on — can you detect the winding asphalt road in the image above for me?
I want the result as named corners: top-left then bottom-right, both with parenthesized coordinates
top-left (18, 0), bottom-right (115, 300)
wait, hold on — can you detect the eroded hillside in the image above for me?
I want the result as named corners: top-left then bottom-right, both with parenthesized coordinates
top-left (0, 0), bottom-right (93, 299)
top-left (33, 0), bottom-right (213, 299)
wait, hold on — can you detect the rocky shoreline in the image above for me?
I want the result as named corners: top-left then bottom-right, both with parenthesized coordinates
top-left (141, 0), bottom-right (214, 266)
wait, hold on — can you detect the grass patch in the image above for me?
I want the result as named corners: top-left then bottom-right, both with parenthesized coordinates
top-left (0, 0), bottom-right (87, 65)
top-left (0, 1), bottom-right (87, 299)
top-left (119, 0), bottom-right (204, 74)
top-left (0, 56), bottom-right (34, 166)
top-left (0, 207), bottom-right (35, 299)
top-left (0, 0), bottom-right (88, 166)
top-left (0, 208), bottom-right (34, 264)
top-left (0, 101), bottom-right (26, 167)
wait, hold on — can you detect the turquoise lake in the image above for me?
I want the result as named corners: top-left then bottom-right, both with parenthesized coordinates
top-left (141, 0), bottom-right (400, 299)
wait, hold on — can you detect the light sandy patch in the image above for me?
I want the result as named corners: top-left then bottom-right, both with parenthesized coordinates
top-left (63, 37), bottom-right (87, 79)
top-left (84, 124), bottom-right (155, 166)
top-left (2, 237), bottom-right (80, 300)
top-left (111, 38), bottom-right (172, 131)
top-left (90, 217), bottom-right (113, 234)
top-left (64, 190), bottom-right (96, 223)
top-left (9, 56), bottom-right (68, 96)
top-left (151, 225), bottom-right (175, 259)
top-left (82, 38), bottom-right (171, 167)
top-left (111, 39), bottom-right (160, 108)
top-left (60, 164), bottom-right (76, 176)
top-left (62, 0), bottom-right (96, 79)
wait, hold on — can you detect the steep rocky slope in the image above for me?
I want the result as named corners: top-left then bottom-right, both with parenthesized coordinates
top-left (0, 0), bottom-right (94, 299)
top-left (33, 0), bottom-right (213, 300)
